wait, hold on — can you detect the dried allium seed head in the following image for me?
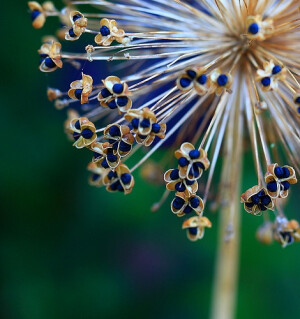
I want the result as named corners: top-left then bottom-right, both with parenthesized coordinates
top-left (28, 0), bottom-right (299, 242)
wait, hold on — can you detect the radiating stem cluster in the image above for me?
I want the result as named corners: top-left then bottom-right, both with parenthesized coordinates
top-left (28, 0), bottom-right (300, 316)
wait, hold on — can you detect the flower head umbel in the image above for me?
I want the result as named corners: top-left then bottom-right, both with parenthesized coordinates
top-left (29, 0), bottom-right (299, 243)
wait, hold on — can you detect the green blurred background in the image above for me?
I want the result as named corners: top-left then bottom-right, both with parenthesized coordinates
top-left (1, 1), bottom-right (299, 318)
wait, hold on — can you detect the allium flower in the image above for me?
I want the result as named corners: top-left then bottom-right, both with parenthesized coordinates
top-left (28, 0), bottom-right (299, 244)
top-left (28, 0), bottom-right (300, 316)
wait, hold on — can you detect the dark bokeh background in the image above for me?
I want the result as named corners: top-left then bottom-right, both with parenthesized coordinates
top-left (1, 2), bottom-right (299, 319)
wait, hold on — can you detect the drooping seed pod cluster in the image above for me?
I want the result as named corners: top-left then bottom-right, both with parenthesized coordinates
top-left (28, 0), bottom-right (299, 243)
